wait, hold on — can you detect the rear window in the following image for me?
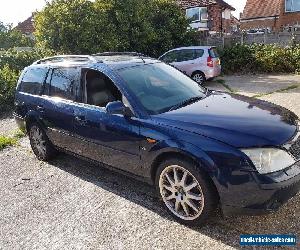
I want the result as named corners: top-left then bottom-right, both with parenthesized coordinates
top-left (209, 48), bottom-right (219, 58)
top-left (19, 68), bottom-right (48, 95)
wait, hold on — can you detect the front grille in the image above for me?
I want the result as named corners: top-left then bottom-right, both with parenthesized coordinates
top-left (289, 137), bottom-right (300, 160)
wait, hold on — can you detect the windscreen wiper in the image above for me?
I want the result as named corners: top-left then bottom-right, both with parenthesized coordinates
top-left (169, 96), bottom-right (203, 112)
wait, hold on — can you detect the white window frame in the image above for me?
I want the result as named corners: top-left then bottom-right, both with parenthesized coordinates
top-left (285, 0), bottom-right (300, 12)
top-left (186, 7), bottom-right (208, 23)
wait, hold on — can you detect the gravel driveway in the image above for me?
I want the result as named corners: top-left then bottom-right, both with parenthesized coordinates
top-left (0, 74), bottom-right (299, 249)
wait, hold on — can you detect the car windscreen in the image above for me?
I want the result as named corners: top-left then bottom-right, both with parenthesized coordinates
top-left (118, 63), bottom-right (206, 115)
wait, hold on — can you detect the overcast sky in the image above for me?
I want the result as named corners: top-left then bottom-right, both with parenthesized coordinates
top-left (0, 0), bottom-right (247, 26)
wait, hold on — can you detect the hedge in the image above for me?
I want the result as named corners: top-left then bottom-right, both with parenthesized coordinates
top-left (219, 44), bottom-right (300, 75)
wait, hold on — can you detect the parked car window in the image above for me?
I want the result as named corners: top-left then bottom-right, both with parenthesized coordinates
top-left (19, 68), bottom-right (48, 95)
top-left (194, 49), bottom-right (204, 58)
top-left (160, 51), bottom-right (179, 63)
top-left (209, 48), bottom-right (219, 58)
top-left (49, 68), bottom-right (81, 101)
top-left (85, 69), bottom-right (122, 107)
top-left (177, 49), bottom-right (195, 62)
top-left (118, 63), bottom-right (206, 114)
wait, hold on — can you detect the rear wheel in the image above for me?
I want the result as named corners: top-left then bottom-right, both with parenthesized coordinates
top-left (155, 158), bottom-right (217, 226)
top-left (29, 124), bottom-right (57, 161)
top-left (192, 72), bottom-right (206, 85)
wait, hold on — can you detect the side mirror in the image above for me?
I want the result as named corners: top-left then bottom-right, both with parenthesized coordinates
top-left (106, 101), bottom-right (133, 117)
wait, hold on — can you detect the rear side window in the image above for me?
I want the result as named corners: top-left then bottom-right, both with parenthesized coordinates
top-left (49, 68), bottom-right (81, 101)
top-left (194, 49), bottom-right (204, 58)
top-left (177, 49), bottom-right (195, 62)
top-left (209, 48), bottom-right (219, 58)
top-left (19, 68), bottom-right (48, 95)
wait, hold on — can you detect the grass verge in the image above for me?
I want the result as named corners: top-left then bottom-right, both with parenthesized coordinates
top-left (0, 129), bottom-right (26, 151)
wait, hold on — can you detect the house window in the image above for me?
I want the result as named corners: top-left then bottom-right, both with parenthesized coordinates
top-left (186, 7), bottom-right (208, 22)
top-left (286, 0), bottom-right (300, 12)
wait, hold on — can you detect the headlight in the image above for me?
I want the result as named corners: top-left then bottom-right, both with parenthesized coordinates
top-left (241, 148), bottom-right (296, 174)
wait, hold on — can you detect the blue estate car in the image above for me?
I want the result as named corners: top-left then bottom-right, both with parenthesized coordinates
top-left (14, 53), bottom-right (300, 226)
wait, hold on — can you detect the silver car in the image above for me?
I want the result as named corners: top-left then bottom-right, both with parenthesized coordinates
top-left (159, 46), bottom-right (221, 85)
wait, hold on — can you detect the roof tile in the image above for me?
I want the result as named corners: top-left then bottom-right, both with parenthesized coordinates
top-left (242, 0), bottom-right (281, 20)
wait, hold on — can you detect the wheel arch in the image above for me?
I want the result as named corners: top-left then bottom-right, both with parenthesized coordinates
top-left (191, 70), bottom-right (206, 79)
top-left (25, 111), bottom-right (44, 133)
top-left (150, 148), bottom-right (220, 201)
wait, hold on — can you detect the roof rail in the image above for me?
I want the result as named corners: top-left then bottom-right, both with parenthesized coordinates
top-left (33, 55), bottom-right (98, 65)
top-left (93, 52), bottom-right (146, 57)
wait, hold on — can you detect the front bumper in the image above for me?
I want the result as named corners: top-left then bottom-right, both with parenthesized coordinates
top-left (221, 161), bottom-right (300, 216)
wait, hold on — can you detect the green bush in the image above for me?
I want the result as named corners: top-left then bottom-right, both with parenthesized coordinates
top-left (0, 48), bottom-right (53, 112)
top-left (0, 64), bottom-right (19, 111)
top-left (220, 44), bottom-right (300, 74)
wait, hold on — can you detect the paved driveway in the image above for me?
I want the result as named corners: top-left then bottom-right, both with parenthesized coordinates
top-left (0, 74), bottom-right (300, 249)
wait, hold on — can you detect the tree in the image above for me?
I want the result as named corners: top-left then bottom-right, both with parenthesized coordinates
top-left (35, 0), bottom-right (118, 54)
top-left (0, 22), bottom-right (34, 49)
top-left (35, 0), bottom-right (198, 57)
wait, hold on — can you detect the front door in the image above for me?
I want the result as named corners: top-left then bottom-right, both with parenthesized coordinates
top-left (72, 69), bottom-right (143, 175)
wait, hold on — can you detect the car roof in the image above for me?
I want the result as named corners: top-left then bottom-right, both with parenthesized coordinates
top-left (168, 46), bottom-right (215, 51)
top-left (28, 53), bottom-right (160, 71)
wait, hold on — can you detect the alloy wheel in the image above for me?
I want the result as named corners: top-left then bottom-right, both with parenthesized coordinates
top-left (30, 126), bottom-right (47, 157)
top-left (159, 165), bottom-right (205, 221)
top-left (193, 74), bottom-right (204, 84)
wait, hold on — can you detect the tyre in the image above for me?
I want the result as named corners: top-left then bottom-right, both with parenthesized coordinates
top-left (28, 123), bottom-right (57, 161)
top-left (155, 158), bottom-right (217, 226)
top-left (192, 72), bottom-right (206, 85)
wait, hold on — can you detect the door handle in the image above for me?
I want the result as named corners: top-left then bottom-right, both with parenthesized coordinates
top-left (75, 115), bottom-right (87, 125)
top-left (37, 105), bottom-right (45, 112)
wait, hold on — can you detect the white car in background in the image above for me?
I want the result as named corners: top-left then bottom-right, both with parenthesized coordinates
top-left (159, 46), bottom-right (221, 85)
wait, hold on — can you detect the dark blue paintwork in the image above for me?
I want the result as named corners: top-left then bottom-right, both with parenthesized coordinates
top-left (14, 57), bottom-right (300, 216)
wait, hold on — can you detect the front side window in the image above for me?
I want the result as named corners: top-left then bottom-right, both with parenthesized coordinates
top-left (286, 0), bottom-right (300, 12)
top-left (160, 50), bottom-right (179, 63)
top-left (49, 68), bottom-right (81, 100)
top-left (85, 69), bottom-right (122, 107)
top-left (19, 67), bottom-right (48, 95)
top-left (118, 63), bottom-right (206, 114)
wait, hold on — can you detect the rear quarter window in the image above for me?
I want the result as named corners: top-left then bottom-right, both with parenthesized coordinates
top-left (19, 67), bottom-right (48, 95)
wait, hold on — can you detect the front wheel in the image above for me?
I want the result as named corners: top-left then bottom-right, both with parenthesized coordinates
top-left (156, 158), bottom-right (217, 226)
top-left (29, 124), bottom-right (57, 161)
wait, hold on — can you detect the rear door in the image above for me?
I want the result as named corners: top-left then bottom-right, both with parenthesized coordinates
top-left (41, 67), bottom-right (81, 151)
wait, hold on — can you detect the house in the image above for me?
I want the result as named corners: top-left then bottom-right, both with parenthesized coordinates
top-left (241, 0), bottom-right (300, 32)
top-left (177, 0), bottom-right (236, 34)
top-left (15, 15), bottom-right (35, 38)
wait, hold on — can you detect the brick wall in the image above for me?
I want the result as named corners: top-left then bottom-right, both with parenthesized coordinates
top-left (278, 0), bottom-right (300, 29)
top-left (240, 18), bottom-right (279, 31)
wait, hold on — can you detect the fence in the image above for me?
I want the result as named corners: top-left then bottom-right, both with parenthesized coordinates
top-left (199, 32), bottom-right (300, 48)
